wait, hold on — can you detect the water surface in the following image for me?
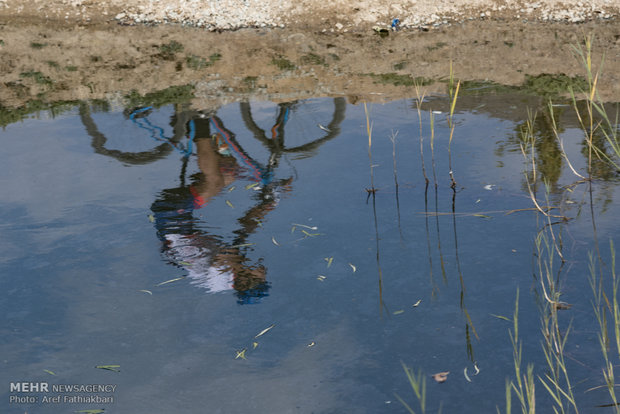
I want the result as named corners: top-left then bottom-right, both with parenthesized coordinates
top-left (1, 93), bottom-right (619, 413)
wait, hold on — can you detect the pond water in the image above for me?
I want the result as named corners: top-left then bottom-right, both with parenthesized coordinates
top-left (1, 91), bottom-right (619, 413)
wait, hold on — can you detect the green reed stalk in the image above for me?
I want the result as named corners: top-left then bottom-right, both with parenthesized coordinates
top-left (507, 288), bottom-right (536, 414)
top-left (589, 242), bottom-right (620, 413)
top-left (364, 102), bottom-right (376, 192)
top-left (396, 361), bottom-right (427, 414)
top-left (447, 63), bottom-right (461, 189)
top-left (414, 83), bottom-right (430, 185)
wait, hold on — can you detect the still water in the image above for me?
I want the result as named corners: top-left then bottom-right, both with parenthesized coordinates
top-left (1, 93), bottom-right (619, 413)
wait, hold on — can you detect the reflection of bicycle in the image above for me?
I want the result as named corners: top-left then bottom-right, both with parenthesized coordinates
top-left (79, 102), bottom-right (188, 165)
top-left (239, 98), bottom-right (346, 163)
top-left (129, 106), bottom-right (195, 158)
top-left (80, 97), bottom-right (346, 168)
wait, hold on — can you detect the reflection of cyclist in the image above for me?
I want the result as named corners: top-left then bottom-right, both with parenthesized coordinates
top-left (84, 99), bottom-right (344, 302)
top-left (150, 114), bottom-right (291, 304)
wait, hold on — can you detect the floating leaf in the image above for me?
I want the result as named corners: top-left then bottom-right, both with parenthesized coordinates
top-left (291, 226), bottom-right (296, 233)
top-left (228, 186), bottom-right (236, 192)
top-left (291, 223), bottom-right (318, 230)
top-left (156, 276), bottom-right (186, 286)
top-left (252, 342), bottom-right (259, 349)
top-left (43, 369), bottom-right (56, 376)
top-left (432, 371), bottom-right (449, 383)
top-left (230, 243), bottom-right (255, 248)
top-left (255, 324), bottom-right (275, 339)
top-left (235, 348), bottom-right (247, 360)
top-left (349, 263), bottom-right (357, 272)
top-left (474, 363), bottom-right (480, 375)
top-left (324, 257), bottom-right (333, 268)
top-left (272, 236), bottom-right (279, 246)
top-left (393, 310), bottom-right (404, 315)
top-left (95, 365), bottom-right (120, 372)
top-left (138, 290), bottom-right (153, 295)
top-left (491, 314), bottom-right (511, 322)
top-left (307, 341), bottom-right (316, 347)
top-left (473, 214), bottom-right (492, 219)
top-left (317, 275), bottom-right (326, 281)
top-left (464, 367), bottom-right (472, 382)
top-left (412, 299), bottom-right (422, 307)
top-left (226, 200), bottom-right (234, 208)
top-left (245, 182), bottom-right (259, 190)
top-left (148, 214), bottom-right (155, 223)
top-left (301, 230), bottom-right (321, 237)
top-left (483, 184), bottom-right (495, 190)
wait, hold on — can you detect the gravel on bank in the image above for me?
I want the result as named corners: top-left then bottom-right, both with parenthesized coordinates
top-left (1, 0), bottom-right (619, 30)
top-left (102, 0), bottom-right (620, 30)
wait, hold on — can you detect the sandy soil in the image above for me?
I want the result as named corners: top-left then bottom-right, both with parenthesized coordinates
top-left (0, 1), bottom-right (619, 110)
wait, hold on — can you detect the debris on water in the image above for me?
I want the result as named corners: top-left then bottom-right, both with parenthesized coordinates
top-left (245, 182), bottom-right (259, 190)
top-left (349, 263), bottom-right (357, 272)
top-left (464, 367), bottom-right (472, 382)
top-left (317, 275), bottom-right (326, 281)
top-left (255, 324), bottom-right (275, 338)
top-left (95, 365), bottom-right (120, 372)
top-left (432, 110), bottom-right (442, 114)
top-left (228, 186), bottom-right (235, 192)
top-left (43, 369), bottom-right (56, 376)
top-left (553, 301), bottom-right (573, 310)
top-left (307, 341), bottom-right (316, 347)
top-left (391, 18), bottom-right (400, 31)
top-left (432, 371), bottom-right (449, 383)
top-left (483, 184), bottom-right (495, 190)
top-left (226, 200), bottom-right (234, 208)
top-left (148, 214), bottom-right (155, 223)
top-left (393, 309), bottom-right (404, 315)
top-left (252, 342), bottom-right (259, 349)
top-left (325, 257), bottom-right (333, 268)
top-left (138, 289), bottom-right (153, 295)
top-left (292, 223), bottom-right (318, 230)
top-left (491, 314), bottom-right (511, 321)
top-left (317, 124), bottom-right (331, 132)
top-left (412, 299), bottom-right (422, 307)
top-left (230, 243), bottom-right (255, 248)
top-left (235, 348), bottom-right (247, 360)
top-left (473, 214), bottom-right (492, 219)
top-left (156, 276), bottom-right (186, 286)
top-left (272, 236), bottom-right (280, 246)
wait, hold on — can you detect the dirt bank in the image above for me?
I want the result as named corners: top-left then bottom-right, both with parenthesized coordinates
top-left (0, 1), bottom-right (619, 111)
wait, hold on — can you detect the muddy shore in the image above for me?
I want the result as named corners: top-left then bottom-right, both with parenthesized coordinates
top-left (0, 1), bottom-right (619, 111)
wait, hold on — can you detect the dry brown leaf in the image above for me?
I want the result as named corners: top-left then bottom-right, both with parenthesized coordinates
top-left (432, 371), bottom-right (450, 383)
